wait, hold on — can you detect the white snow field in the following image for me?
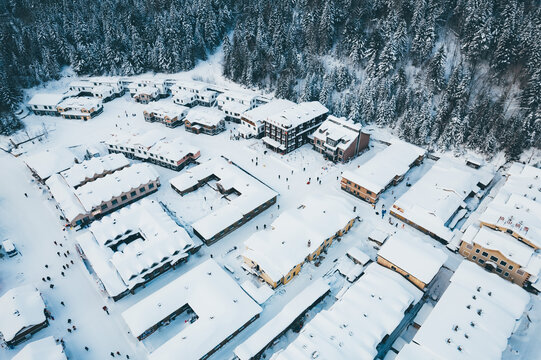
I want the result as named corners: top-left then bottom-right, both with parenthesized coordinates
top-left (1, 64), bottom-right (540, 360)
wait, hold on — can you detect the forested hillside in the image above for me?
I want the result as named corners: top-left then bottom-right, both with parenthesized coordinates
top-left (1, 0), bottom-right (540, 158)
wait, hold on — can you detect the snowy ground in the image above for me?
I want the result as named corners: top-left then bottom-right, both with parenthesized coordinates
top-left (1, 69), bottom-right (539, 360)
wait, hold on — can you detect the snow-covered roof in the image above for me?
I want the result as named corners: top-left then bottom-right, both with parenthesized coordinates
top-left (59, 153), bottom-right (130, 188)
top-left (266, 101), bottom-right (328, 129)
top-left (12, 336), bottom-right (67, 360)
top-left (368, 228), bottom-right (389, 244)
top-left (342, 140), bottom-right (426, 195)
top-left (377, 234), bottom-right (448, 284)
top-left (185, 106), bottom-right (225, 127)
top-left (396, 342), bottom-right (436, 360)
top-left (135, 86), bottom-right (159, 97)
top-left (106, 130), bottom-right (165, 150)
top-left (234, 279), bottom-right (330, 360)
top-left (242, 99), bottom-right (296, 124)
top-left (217, 90), bottom-right (257, 104)
top-left (69, 80), bottom-right (93, 88)
top-left (149, 137), bottom-right (200, 163)
top-left (172, 90), bottom-right (196, 103)
top-left (76, 199), bottom-right (194, 298)
top-left (0, 285), bottom-right (46, 343)
top-left (173, 80), bottom-right (209, 92)
top-left (462, 225), bottom-right (541, 279)
top-left (57, 96), bottom-right (102, 110)
top-left (312, 116), bottom-right (363, 151)
top-left (272, 264), bottom-right (422, 360)
top-left (91, 84), bottom-right (114, 95)
top-left (46, 174), bottom-right (87, 222)
top-left (222, 101), bottom-right (250, 115)
top-left (170, 157), bottom-right (277, 241)
top-left (122, 259), bottom-right (262, 360)
top-left (144, 102), bottom-right (189, 119)
top-left (28, 93), bottom-right (66, 107)
top-left (478, 163), bottom-right (541, 248)
top-left (243, 195), bottom-right (356, 283)
top-left (75, 163), bottom-right (159, 212)
top-left (240, 280), bottom-right (275, 305)
top-left (413, 302), bottom-right (434, 327)
top-left (346, 246), bottom-right (371, 265)
top-left (24, 148), bottom-right (78, 180)
top-left (410, 261), bottom-right (530, 360)
top-left (392, 157), bottom-right (494, 242)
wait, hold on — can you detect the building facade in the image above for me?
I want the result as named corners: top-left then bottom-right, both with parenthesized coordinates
top-left (263, 101), bottom-right (328, 154)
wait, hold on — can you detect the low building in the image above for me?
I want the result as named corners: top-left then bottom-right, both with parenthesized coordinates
top-left (134, 87), bottom-right (160, 104)
top-left (12, 336), bottom-right (67, 360)
top-left (56, 97), bottom-right (103, 120)
top-left (58, 153), bottom-right (130, 189)
top-left (27, 93), bottom-right (66, 115)
top-left (69, 78), bottom-right (124, 101)
top-left (263, 101), bottom-right (328, 154)
top-left (106, 131), bottom-right (200, 171)
top-left (122, 259), bottom-right (262, 360)
top-left (401, 260), bottom-right (530, 360)
top-left (0, 285), bottom-right (48, 347)
top-left (69, 80), bottom-right (95, 94)
top-left (271, 263), bottom-right (422, 359)
top-left (341, 140), bottom-right (426, 203)
top-left (242, 195), bottom-right (356, 288)
top-left (184, 106), bottom-right (226, 135)
top-left (172, 90), bottom-right (198, 107)
top-left (234, 279), bottom-right (330, 360)
top-left (76, 199), bottom-right (197, 301)
top-left (171, 80), bottom-right (218, 106)
top-left (143, 102), bottom-right (189, 128)
top-left (391, 157), bottom-right (494, 243)
top-left (217, 91), bottom-right (258, 122)
top-left (24, 148), bottom-right (80, 182)
top-left (240, 99), bottom-right (295, 139)
top-left (127, 79), bottom-right (168, 99)
top-left (46, 163), bottom-right (160, 227)
top-left (377, 234), bottom-right (448, 290)
top-left (312, 116), bottom-right (370, 163)
top-left (170, 157), bottom-right (277, 245)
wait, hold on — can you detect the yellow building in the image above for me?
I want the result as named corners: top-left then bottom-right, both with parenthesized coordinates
top-left (242, 195), bottom-right (357, 288)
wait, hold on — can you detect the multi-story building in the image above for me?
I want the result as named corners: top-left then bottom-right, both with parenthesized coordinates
top-left (242, 195), bottom-right (356, 288)
top-left (262, 101), bottom-right (328, 154)
top-left (239, 99), bottom-right (295, 139)
top-left (458, 163), bottom-right (541, 291)
top-left (170, 157), bottom-right (277, 245)
top-left (390, 157), bottom-right (494, 243)
top-left (127, 79), bottom-right (168, 103)
top-left (341, 140), bottom-right (425, 203)
top-left (143, 102), bottom-right (189, 128)
top-left (217, 90), bottom-right (258, 122)
top-left (56, 97), bottom-right (103, 120)
top-left (184, 106), bottom-right (226, 135)
top-left (59, 153), bottom-right (130, 189)
top-left (171, 80), bottom-right (218, 107)
top-left (311, 115), bottom-right (370, 163)
top-left (46, 162), bottom-right (160, 227)
top-left (122, 259), bottom-right (262, 360)
top-left (106, 131), bottom-right (200, 171)
top-left (69, 77), bottom-right (125, 101)
top-left (76, 199), bottom-right (198, 301)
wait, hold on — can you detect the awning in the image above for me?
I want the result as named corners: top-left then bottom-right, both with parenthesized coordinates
top-left (262, 136), bottom-right (285, 150)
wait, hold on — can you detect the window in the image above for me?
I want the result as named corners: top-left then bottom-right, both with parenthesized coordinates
top-left (517, 269), bottom-right (525, 276)
top-left (478, 259), bottom-right (485, 264)
top-left (130, 191), bottom-right (137, 197)
top-left (121, 195), bottom-right (128, 201)
top-left (504, 272), bottom-right (509, 277)
top-left (112, 199), bottom-right (118, 206)
top-left (490, 255), bottom-right (498, 262)
top-left (496, 268), bottom-right (503, 273)
top-left (149, 183), bottom-right (154, 189)
top-left (466, 243), bottom-right (473, 250)
top-left (140, 187), bottom-right (146, 193)
top-left (482, 251), bottom-right (488, 257)
top-left (472, 256), bottom-right (477, 260)
top-left (475, 249), bottom-right (480, 253)
top-left (101, 204), bottom-right (108, 210)
top-left (509, 265), bottom-right (514, 270)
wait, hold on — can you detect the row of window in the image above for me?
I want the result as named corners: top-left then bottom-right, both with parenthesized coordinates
top-left (474, 248), bottom-right (516, 271)
top-left (98, 183), bottom-right (155, 211)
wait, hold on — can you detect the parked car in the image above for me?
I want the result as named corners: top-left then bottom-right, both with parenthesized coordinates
top-left (2, 239), bottom-right (18, 257)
